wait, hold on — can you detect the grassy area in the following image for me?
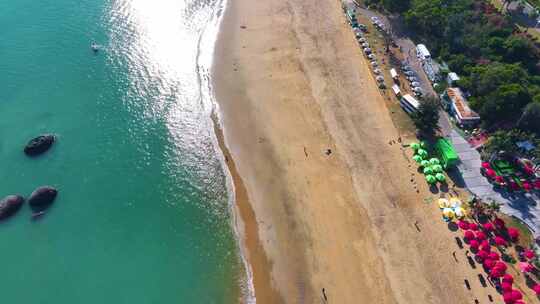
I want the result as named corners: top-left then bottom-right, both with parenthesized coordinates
top-left (355, 13), bottom-right (417, 140)
top-left (499, 213), bottom-right (535, 248)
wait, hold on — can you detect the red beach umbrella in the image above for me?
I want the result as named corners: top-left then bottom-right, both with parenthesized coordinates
top-left (470, 239), bottom-right (480, 250)
top-left (523, 182), bottom-right (532, 191)
top-left (480, 243), bottom-right (491, 252)
top-left (511, 289), bottom-right (523, 301)
top-left (519, 262), bottom-right (534, 273)
top-left (502, 274), bottom-right (514, 284)
top-left (495, 175), bottom-right (504, 183)
top-left (503, 292), bottom-right (514, 303)
top-left (483, 222), bottom-right (495, 232)
top-left (476, 250), bottom-right (489, 261)
top-left (482, 162), bottom-right (491, 169)
top-left (494, 218), bottom-right (506, 229)
top-left (486, 169), bottom-right (496, 178)
top-left (514, 301), bottom-right (525, 304)
top-left (508, 228), bottom-right (520, 241)
top-left (525, 249), bottom-right (536, 260)
top-left (484, 259), bottom-right (496, 269)
top-left (495, 236), bottom-right (508, 246)
top-left (495, 261), bottom-right (508, 271)
top-left (476, 231), bottom-right (487, 241)
top-left (469, 223), bottom-right (479, 231)
top-left (534, 179), bottom-right (540, 189)
top-left (458, 220), bottom-right (470, 230)
top-left (533, 284), bottom-right (540, 295)
top-left (464, 230), bottom-right (475, 240)
top-left (489, 252), bottom-right (500, 261)
top-left (501, 282), bottom-right (513, 292)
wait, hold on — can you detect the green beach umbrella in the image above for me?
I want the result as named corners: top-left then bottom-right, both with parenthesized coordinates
top-left (423, 167), bottom-right (434, 175)
top-left (410, 143), bottom-right (420, 150)
top-left (429, 158), bottom-right (440, 166)
top-left (412, 155), bottom-right (423, 163)
top-left (420, 160), bottom-right (430, 168)
top-left (432, 164), bottom-right (443, 173)
top-left (420, 141), bottom-right (427, 149)
top-left (435, 173), bottom-right (446, 182)
top-left (426, 175), bottom-right (437, 184)
top-left (417, 149), bottom-right (428, 158)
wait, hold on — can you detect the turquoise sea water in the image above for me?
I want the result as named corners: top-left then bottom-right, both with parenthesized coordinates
top-left (0, 0), bottom-right (244, 303)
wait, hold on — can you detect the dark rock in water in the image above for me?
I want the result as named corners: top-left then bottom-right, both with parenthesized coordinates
top-left (24, 134), bottom-right (55, 156)
top-left (28, 186), bottom-right (57, 211)
top-left (0, 195), bottom-right (24, 220)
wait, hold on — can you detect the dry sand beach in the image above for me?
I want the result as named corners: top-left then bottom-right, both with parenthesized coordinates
top-left (214, 0), bottom-right (511, 303)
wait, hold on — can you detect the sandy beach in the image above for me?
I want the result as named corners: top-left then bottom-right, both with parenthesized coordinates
top-left (213, 0), bottom-right (512, 303)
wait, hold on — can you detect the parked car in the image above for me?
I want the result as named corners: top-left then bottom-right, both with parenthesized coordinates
top-left (407, 76), bottom-right (417, 82)
top-left (411, 82), bottom-right (420, 87)
top-left (404, 71), bottom-right (415, 76)
top-left (371, 16), bottom-right (379, 24)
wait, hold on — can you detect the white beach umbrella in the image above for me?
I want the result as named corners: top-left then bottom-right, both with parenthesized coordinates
top-left (373, 68), bottom-right (382, 74)
top-left (368, 54), bottom-right (376, 60)
top-left (358, 37), bottom-right (367, 43)
top-left (376, 75), bottom-right (385, 82)
top-left (364, 48), bottom-right (372, 54)
top-left (371, 61), bottom-right (378, 67)
top-left (362, 42), bottom-right (370, 48)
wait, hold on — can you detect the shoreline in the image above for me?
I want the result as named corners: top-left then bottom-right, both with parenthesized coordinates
top-left (211, 113), bottom-right (283, 304)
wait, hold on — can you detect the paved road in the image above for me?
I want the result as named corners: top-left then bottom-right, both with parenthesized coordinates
top-left (448, 130), bottom-right (540, 238)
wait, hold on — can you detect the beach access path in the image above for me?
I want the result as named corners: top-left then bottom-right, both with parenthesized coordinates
top-left (214, 0), bottom-right (505, 302)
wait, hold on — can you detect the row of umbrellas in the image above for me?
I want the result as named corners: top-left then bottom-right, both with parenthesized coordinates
top-left (411, 143), bottom-right (446, 184)
top-left (438, 198), bottom-right (465, 220)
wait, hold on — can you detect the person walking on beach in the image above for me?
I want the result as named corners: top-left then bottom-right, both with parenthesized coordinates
top-left (322, 288), bottom-right (328, 302)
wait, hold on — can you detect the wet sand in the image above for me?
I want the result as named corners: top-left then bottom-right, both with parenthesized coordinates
top-left (213, 0), bottom-right (506, 303)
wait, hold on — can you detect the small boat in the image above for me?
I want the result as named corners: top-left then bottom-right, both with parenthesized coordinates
top-left (91, 42), bottom-right (99, 52)
top-left (24, 134), bottom-right (55, 156)
top-left (31, 211), bottom-right (46, 220)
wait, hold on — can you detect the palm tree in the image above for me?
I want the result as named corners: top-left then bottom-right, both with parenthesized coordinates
top-left (485, 200), bottom-right (502, 219)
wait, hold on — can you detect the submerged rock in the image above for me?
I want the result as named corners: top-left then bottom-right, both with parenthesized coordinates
top-left (0, 195), bottom-right (24, 220)
top-left (28, 186), bottom-right (58, 211)
top-left (24, 134), bottom-right (55, 156)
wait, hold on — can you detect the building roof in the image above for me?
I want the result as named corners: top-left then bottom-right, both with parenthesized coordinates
top-left (448, 72), bottom-right (460, 81)
top-left (402, 94), bottom-right (420, 109)
top-left (447, 87), bottom-right (480, 121)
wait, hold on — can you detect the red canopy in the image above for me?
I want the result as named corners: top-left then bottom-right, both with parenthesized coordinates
top-left (533, 284), bottom-right (540, 294)
top-left (476, 250), bottom-right (489, 260)
top-left (495, 236), bottom-right (508, 246)
top-left (502, 273), bottom-right (514, 284)
top-left (469, 223), bottom-right (479, 231)
top-left (510, 181), bottom-right (520, 191)
top-left (525, 249), bottom-right (536, 260)
top-left (482, 162), bottom-right (491, 169)
top-left (484, 259), bottom-right (496, 269)
top-left (501, 282), bottom-right (513, 292)
top-left (494, 218), bottom-right (506, 229)
top-left (503, 292), bottom-right (514, 303)
top-left (464, 230), bottom-right (475, 240)
top-left (489, 252), bottom-right (500, 261)
top-left (486, 169), bottom-right (496, 177)
top-left (508, 227), bottom-right (520, 241)
top-left (495, 261), bottom-right (508, 271)
top-left (475, 231), bottom-right (487, 241)
top-left (511, 289), bottom-right (523, 301)
top-left (483, 222), bottom-right (495, 232)
top-left (457, 220), bottom-right (470, 230)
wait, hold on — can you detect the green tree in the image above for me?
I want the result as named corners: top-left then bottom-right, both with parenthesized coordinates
top-left (412, 95), bottom-right (441, 137)
top-left (518, 102), bottom-right (540, 134)
top-left (480, 83), bottom-right (531, 125)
